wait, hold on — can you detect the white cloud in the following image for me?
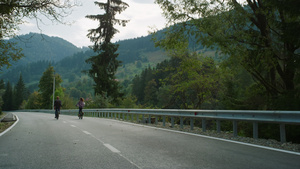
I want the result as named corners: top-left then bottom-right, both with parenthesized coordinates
top-left (17, 0), bottom-right (166, 47)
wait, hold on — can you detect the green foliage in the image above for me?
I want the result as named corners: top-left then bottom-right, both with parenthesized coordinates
top-left (0, 1), bottom-right (77, 71)
top-left (25, 91), bottom-right (41, 109)
top-left (86, 0), bottom-right (129, 50)
top-left (0, 80), bottom-right (4, 112)
top-left (118, 95), bottom-right (138, 108)
top-left (86, 0), bottom-right (129, 103)
top-left (2, 81), bottom-right (14, 111)
top-left (131, 51), bottom-right (223, 109)
top-left (85, 94), bottom-right (113, 109)
top-left (38, 66), bottom-right (62, 109)
top-left (0, 40), bottom-right (23, 70)
top-left (6, 33), bottom-right (81, 68)
top-left (155, 0), bottom-right (300, 110)
top-left (167, 52), bottom-right (222, 109)
top-left (0, 75), bottom-right (28, 110)
top-left (60, 95), bottom-right (76, 109)
top-left (14, 74), bottom-right (29, 109)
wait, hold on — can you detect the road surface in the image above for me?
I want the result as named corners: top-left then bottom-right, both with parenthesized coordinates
top-left (0, 112), bottom-right (299, 169)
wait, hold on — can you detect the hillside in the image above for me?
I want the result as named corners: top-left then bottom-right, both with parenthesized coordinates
top-left (0, 30), bottom-right (215, 95)
top-left (7, 32), bottom-right (82, 68)
top-left (0, 32), bottom-right (170, 92)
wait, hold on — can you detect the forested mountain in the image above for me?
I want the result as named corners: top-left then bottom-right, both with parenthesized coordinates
top-left (0, 31), bottom-right (214, 94)
top-left (7, 33), bottom-right (82, 68)
top-left (116, 35), bottom-right (160, 64)
top-left (0, 32), bottom-right (170, 93)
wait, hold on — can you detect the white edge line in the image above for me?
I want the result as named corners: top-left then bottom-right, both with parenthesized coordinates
top-left (111, 119), bottom-right (300, 156)
top-left (83, 130), bottom-right (91, 135)
top-left (104, 144), bottom-right (120, 153)
top-left (0, 114), bottom-right (19, 137)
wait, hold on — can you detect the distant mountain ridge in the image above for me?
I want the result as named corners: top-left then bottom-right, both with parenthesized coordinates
top-left (0, 32), bottom-right (169, 92)
top-left (8, 32), bottom-right (82, 67)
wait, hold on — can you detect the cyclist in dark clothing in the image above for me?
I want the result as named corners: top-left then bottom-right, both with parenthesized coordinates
top-left (54, 96), bottom-right (62, 119)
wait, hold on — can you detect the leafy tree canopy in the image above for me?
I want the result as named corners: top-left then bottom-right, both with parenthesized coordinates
top-left (38, 66), bottom-right (62, 109)
top-left (155, 0), bottom-right (300, 109)
top-left (0, 0), bottom-right (77, 70)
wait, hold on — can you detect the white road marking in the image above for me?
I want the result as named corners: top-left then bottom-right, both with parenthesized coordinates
top-left (118, 120), bottom-right (300, 156)
top-left (63, 121), bottom-right (67, 123)
top-left (104, 144), bottom-right (120, 153)
top-left (0, 114), bottom-right (19, 137)
top-left (70, 125), bottom-right (76, 127)
top-left (83, 131), bottom-right (91, 135)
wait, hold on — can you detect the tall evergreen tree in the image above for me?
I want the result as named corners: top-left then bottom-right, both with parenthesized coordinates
top-left (0, 79), bottom-right (5, 90)
top-left (14, 74), bottom-right (28, 109)
top-left (2, 81), bottom-right (13, 110)
top-left (86, 0), bottom-right (129, 103)
top-left (0, 80), bottom-right (4, 112)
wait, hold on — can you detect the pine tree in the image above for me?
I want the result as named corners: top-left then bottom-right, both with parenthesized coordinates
top-left (0, 80), bottom-right (5, 90)
top-left (14, 74), bottom-right (27, 109)
top-left (0, 80), bottom-right (4, 112)
top-left (2, 81), bottom-right (13, 110)
top-left (86, 0), bottom-right (129, 103)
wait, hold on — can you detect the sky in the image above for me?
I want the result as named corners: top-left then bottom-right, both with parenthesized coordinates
top-left (18, 0), bottom-right (166, 48)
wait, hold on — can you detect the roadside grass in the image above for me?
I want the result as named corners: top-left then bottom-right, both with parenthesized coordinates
top-left (0, 113), bottom-right (15, 133)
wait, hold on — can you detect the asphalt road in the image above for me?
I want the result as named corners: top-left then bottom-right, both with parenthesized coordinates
top-left (0, 112), bottom-right (299, 169)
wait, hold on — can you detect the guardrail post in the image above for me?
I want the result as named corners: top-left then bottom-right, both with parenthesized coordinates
top-left (142, 115), bottom-right (145, 123)
top-left (253, 122), bottom-right (258, 139)
top-left (122, 113), bottom-right (124, 120)
top-left (233, 121), bottom-right (238, 137)
top-left (155, 116), bottom-right (158, 125)
top-left (190, 118), bottom-right (194, 130)
top-left (280, 124), bottom-right (286, 143)
top-left (163, 116), bottom-right (166, 126)
top-left (136, 114), bottom-right (139, 123)
top-left (171, 117), bottom-right (174, 128)
top-left (148, 115), bottom-right (151, 124)
top-left (131, 114), bottom-right (133, 122)
top-left (202, 119), bottom-right (206, 132)
top-left (180, 117), bottom-right (183, 129)
top-left (216, 120), bottom-right (221, 133)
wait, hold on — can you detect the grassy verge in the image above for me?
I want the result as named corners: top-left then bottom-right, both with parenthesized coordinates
top-left (0, 113), bottom-right (15, 133)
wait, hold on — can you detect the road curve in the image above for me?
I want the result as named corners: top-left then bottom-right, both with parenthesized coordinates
top-left (0, 112), bottom-right (299, 169)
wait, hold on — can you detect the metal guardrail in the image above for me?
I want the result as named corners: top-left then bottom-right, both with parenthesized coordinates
top-left (19, 109), bottom-right (300, 143)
